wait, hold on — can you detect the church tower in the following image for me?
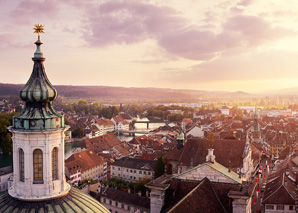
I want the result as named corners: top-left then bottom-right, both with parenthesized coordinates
top-left (0, 24), bottom-right (108, 212)
top-left (176, 129), bottom-right (185, 150)
top-left (8, 23), bottom-right (69, 200)
top-left (252, 106), bottom-right (261, 141)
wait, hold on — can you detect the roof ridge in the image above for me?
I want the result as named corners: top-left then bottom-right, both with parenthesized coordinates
top-left (262, 184), bottom-right (283, 203)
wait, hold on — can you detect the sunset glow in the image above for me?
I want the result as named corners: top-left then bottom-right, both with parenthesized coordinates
top-left (1, 0), bottom-right (298, 93)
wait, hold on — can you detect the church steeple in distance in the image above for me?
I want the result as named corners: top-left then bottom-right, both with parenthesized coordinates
top-left (253, 106), bottom-right (259, 133)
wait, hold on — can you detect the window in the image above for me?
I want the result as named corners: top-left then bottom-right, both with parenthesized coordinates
top-left (109, 209), bottom-right (112, 213)
top-left (19, 148), bottom-right (24, 182)
top-left (52, 147), bottom-right (58, 180)
top-left (266, 205), bottom-right (274, 210)
top-left (144, 171), bottom-right (146, 175)
top-left (121, 204), bottom-right (124, 209)
top-left (118, 168), bottom-right (120, 171)
top-left (134, 170), bottom-right (136, 173)
top-left (127, 169), bottom-right (128, 172)
top-left (103, 198), bottom-right (106, 203)
top-left (148, 172), bottom-right (151, 175)
top-left (289, 206), bottom-right (294, 210)
top-left (115, 202), bottom-right (118, 207)
top-left (33, 149), bottom-right (43, 183)
top-left (277, 205), bottom-right (284, 210)
top-left (109, 200), bottom-right (112, 205)
top-left (130, 170), bottom-right (132, 173)
top-left (139, 171), bottom-right (142, 174)
top-left (127, 206), bottom-right (131, 211)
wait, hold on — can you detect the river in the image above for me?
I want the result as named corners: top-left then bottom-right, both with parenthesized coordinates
top-left (0, 117), bottom-right (166, 166)
top-left (115, 117), bottom-right (165, 142)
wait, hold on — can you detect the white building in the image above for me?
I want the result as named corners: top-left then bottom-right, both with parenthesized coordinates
top-left (111, 157), bottom-right (155, 182)
top-left (66, 149), bottom-right (107, 182)
top-left (186, 125), bottom-right (205, 138)
top-left (220, 104), bottom-right (230, 115)
top-left (100, 187), bottom-right (150, 213)
top-left (0, 166), bottom-right (13, 192)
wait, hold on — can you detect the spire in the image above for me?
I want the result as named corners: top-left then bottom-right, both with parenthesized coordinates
top-left (253, 106), bottom-right (259, 132)
top-left (176, 128), bottom-right (185, 150)
top-left (13, 24), bottom-right (64, 130)
top-left (33, 23), bottom-right (44, 58)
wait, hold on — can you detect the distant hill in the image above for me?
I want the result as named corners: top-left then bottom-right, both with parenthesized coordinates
top-left (0, 83), bottom-right (251, 102)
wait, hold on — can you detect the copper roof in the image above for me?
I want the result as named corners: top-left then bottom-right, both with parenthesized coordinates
top-left (0, 187), bottom-right (109, 212)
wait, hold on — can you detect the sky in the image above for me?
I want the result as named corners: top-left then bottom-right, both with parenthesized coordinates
top-left (1, 0), bottom-right (298, 93)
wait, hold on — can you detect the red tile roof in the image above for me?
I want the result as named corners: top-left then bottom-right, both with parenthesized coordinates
top-left (164, 138), bottom-right (246, 170)
top-left (65, 149), bottom-right (106, 172)
top-left (85, 133), bottom-right (122, 153)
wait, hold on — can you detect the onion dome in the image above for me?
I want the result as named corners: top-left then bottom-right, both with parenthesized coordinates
top-left (0, 187), bottom-right (109, 212)
top-left (19, 40), bottom-right (57, 103)
top-left (13, 24), bottom-right (64, 130)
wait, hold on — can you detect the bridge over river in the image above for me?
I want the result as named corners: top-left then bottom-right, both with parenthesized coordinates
top-left (132, 120), bottom-right (168, 129)
top-left (114, 130), bottom-right (150, 136)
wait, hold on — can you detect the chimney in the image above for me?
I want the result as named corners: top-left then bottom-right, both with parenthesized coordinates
top-left (206, 148), bottom-right (215, 163)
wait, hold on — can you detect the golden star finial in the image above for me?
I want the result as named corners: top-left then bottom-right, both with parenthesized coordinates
top-left (33, 23), bottom-right (45, 37)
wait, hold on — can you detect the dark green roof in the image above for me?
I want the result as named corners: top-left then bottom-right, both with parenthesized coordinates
top-left (12, 37), bottom-right (64, 130)
top-left (0, 187), bottom-right (109, 213)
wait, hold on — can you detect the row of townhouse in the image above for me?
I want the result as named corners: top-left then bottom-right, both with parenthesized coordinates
top-left (111, 157), bottom-right (155, 182)
top-left (99, 187), bottom-right (150, 213)
top-left (67, 112), bottom-right (132, 139)
top-left (262, 151), bottom-right (298, 212)
top-left (65, 149), bottom-right (107, 184)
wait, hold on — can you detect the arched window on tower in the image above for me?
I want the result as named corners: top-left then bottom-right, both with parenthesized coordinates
top-left (52, 147), bottom-right (58, 180)
top-left (19, 148), bottom-right (24, 182)
top-left (33, 149), bottom-right (43, 183)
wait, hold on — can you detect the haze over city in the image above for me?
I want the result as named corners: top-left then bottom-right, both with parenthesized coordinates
top-left (1, 0), bottom-right (298, 93)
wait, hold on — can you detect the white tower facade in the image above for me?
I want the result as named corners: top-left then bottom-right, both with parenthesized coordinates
top-left (9, 129), bottom-right (70, 200)
top-left (8, 24), bottom-right (70, 201)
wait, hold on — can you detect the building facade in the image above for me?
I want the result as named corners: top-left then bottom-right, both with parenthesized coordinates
top-left (111, 157), bottom-right (155, 182)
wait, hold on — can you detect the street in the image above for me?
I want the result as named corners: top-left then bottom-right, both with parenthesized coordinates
top-left (251, 157), bottom-right (273, 213)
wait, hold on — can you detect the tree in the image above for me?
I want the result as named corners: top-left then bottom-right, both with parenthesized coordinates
top-left (0, 112), bottom-right (17, 154)
top-left (72, 127), bottom-right (84, 138)
top-left (154, 157), bottom-right (166, 178)
top-left (134, 178), bottom-right (151, 196)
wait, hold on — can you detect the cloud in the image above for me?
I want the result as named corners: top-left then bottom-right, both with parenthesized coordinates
top-left (0, 34), bottom-right (15, 49)
top-left (237, 0), bottom-right (254, 7)
top-left (83, 1), bottom-right (296, 62)
top-left (223, 15), bottom-right (295, 46)
top-left (85, 0), bottom-right (184, 46)
top-left (10, 0), bottom-right (60, 24)
top-left (162, 50), bottom-right (298, 86)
